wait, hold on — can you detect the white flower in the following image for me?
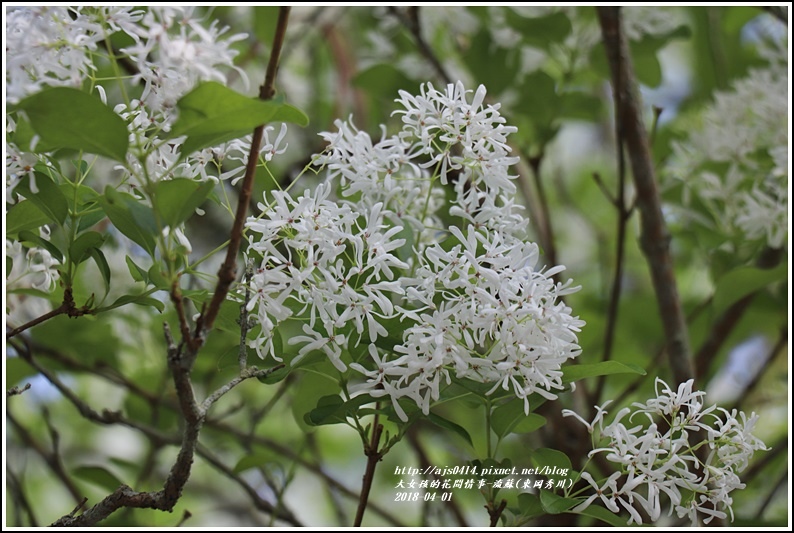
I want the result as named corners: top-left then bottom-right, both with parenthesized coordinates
top-left (568, 379), bottom-right (768, 526)
top-left (288, 322), bottom-right (347, 372)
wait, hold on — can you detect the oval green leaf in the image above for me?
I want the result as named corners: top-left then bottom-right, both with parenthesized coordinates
top-left (169, 81), bottom-right (309, 157)
top-left (14, 87), bottom-right (129, 162)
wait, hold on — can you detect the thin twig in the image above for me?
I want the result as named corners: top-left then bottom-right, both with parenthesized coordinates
top-left (597, 6), bottom-right (694, 386)
top-left (7, 383), bottom-right (31, 397)
top-left (591, 172), bottom-right (616, 206)
top-left (201, 365), bottom-right (285, 412)
top-left (208, 420), bottom-right (405, 526)
top-left (6, 288), bottom-right (92, 339)
top-left (194, 444), bottom-right (303, 526)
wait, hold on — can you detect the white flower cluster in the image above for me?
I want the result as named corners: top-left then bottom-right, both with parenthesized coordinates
top-left (245, 82), bottom-right (584, 421)
top-left (664, 38), bottom-right (788, 249)
top-left (563, 378), bottom-right (768, 525)
top-left (5, 7), bottom-right (105, 105)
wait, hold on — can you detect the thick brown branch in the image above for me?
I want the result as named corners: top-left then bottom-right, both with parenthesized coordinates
top-left (354, 421), bottom-right (384, 526)
top-left (597, 7), bottom-right (694, 385)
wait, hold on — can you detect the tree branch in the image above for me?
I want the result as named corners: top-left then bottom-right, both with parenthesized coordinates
top-left (198, 6), bottom-right (291, 341)
top-left (597, 6), bottom-right (694, 385)
top-left (354, 418), bottom-right (384, 526)
top-left (6, 287), bottom-right (92, 339)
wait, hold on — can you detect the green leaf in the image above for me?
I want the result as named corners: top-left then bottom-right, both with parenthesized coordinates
top-left (89, 248), bottom-right (112, 294)
top-left (306, 393), bottom-right (377, 426)
top-left (96, 294), bottom-right (165, 314)
top-left (214, 299), bottom-right (243, 334)
top-left (17, 172), bottom-right (69, 225)
top-left (17, 230), bottom-right (64, 263)
top-left (558, 91), bottom-right (603, 121)
top-left (153, 178), bottom-right (214, 228)
top-left (515, 492), bottom-right (545, 522)
top-left (125, 256), bottom-right (149, 284)
top-left (712, 262), bottom-right (788, 317)
top-left (6, 200), bottom-right (53, 236)
top-left (427, 413), bottom-right (473, 447)
top-left (472, 457), bottom-right (513, 481)
top-left (14, 87), bottom-right (129, 162)
top-left (98, 187), bottom-right (159, 256)
top-left (72, 465), bottom-right (124, 492)
top-left (491, 400), bottom-right (547, 438)
top-left (539, 489), bottom-right (578, 515)
top-left (562, 361), bottom-right (646, 383)
top-left (169, 81), bottom-right (309, 156)
top-left (306, 394), bottom-right (347, 426)
top-left (531, 448), bottom-right (572, 474)
top-left (147, 264), bottom-right (170, 290)
top-left (70, 231), bottom-right (105, 266)
top-left (574, 504), bottom-right (628, 527)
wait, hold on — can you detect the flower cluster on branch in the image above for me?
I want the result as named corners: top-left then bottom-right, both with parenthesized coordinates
top-left (244, 82), bottom-right (585, 420)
